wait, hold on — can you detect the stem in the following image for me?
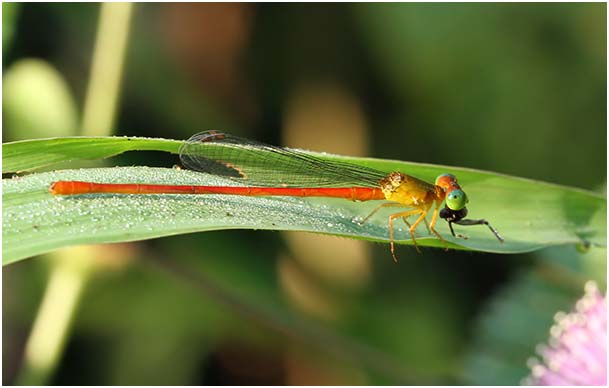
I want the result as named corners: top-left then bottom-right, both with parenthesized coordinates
top-left (14, 255), bottom-right (92, 385)
top-left (81, 2), bottom-right (133, 136)
top-left (14, 3), bottom-right (134, 384)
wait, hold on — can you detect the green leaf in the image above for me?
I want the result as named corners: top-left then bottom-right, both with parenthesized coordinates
top-left (2, 136), bottom-right (181, 173)
top-left (3, 137), bottom-right (606, 265)
top-left (2, 2), bottom-right (20, 52)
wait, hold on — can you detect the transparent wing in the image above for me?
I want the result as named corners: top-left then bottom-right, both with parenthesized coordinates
top-left (178, 131), bottom-right (389, 188)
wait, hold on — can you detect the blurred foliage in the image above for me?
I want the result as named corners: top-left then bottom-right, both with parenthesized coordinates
top-left (2, 3), bottom-right (20, 52)
top-left (3, 59), bottom-right (78, 139)
top-left (3, 3), bottom-right (606, 385)
top-left (355, 4), bottom-right (606, 189)
top-left (462, 270), bottom-right (585, 385)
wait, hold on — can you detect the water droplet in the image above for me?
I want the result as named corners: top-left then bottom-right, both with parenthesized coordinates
top-left (351, 216), bottom-right (363, 225)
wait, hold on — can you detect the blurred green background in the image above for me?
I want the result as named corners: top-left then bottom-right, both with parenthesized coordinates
top-left (3, 3), bottom-right (606, 385)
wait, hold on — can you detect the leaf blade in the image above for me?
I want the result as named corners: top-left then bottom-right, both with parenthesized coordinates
top-left (3, 160), bottom-right (605, 265)
top-left (2, 136), bottom-right (181, 173)
top-left (3, 136), bottom-right (605, 265)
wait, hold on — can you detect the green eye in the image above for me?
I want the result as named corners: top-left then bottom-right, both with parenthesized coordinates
top-left (446, 189), bottom-right (467, 210)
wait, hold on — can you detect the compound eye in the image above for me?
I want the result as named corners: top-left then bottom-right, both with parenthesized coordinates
top-left (446, 189), bottom-right (467, 210)
top-left (435, 173), bottom-right (456, 186)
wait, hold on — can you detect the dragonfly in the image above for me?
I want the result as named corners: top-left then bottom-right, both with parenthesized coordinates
top-left (50, 131), bottom-right (504, 261)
